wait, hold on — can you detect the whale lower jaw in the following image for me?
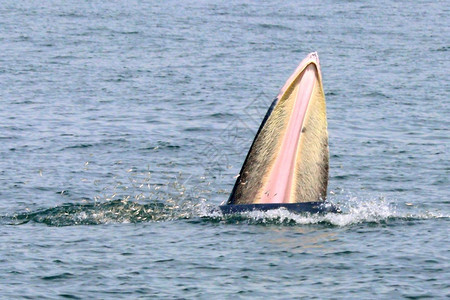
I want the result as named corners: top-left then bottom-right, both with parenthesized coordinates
top-left (220, 202), bottom-right (339, 214)
top-left (227, 52), bottom-right (329, 205)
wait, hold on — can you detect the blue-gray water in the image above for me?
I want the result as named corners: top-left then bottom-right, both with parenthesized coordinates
top-left (1, 0), bottom-right (449, 298)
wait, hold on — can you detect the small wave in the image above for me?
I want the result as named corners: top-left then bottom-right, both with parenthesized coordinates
top-left (257, 23), bottom-right (292, 31)
top-left (41, 272), bottom-right (75, 281)
top-left (63, 143), bottom-right (94, 150)
top-left (434, 46), bottom-right (449, 52)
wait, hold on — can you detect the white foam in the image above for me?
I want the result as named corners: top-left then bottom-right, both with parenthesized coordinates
top-left (199, 196), bottom-right (449, 226)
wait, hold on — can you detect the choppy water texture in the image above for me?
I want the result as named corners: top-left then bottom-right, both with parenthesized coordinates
top-left (1, 0), bottom-right (449, 298)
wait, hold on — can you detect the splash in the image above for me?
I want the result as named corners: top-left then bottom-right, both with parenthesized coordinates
top-left (2, 199), bottom-right (207, 226)
top-left (200, 195), bottom-right (449, 226)
top-left (1, 194), bottom-right (447, 227)
top-left (1, 165), bottom-right (214, 226)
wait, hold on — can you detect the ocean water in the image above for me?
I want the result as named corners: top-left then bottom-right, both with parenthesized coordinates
top-left (0, 0), bottom-right (449, 298)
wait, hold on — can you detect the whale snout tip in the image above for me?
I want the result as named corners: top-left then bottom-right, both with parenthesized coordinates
top-left (307, 52), bottom-right (320, 64)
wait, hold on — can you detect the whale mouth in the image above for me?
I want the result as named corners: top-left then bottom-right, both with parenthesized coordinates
top-left (228, 52), bottom-right (329, 205)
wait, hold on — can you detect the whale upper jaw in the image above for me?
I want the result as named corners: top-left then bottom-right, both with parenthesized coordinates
top-left (228, 52), bottom-right (329, 205)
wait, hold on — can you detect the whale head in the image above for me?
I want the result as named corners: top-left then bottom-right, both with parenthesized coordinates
top-left (228, 52), bottom-right (329, 205)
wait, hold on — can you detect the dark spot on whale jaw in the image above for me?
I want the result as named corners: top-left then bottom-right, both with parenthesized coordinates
top-left (302, 127), bottom-right (307, 133)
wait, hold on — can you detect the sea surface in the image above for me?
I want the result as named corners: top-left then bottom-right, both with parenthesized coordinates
top-left (0, 0), bottom-right (449, 298)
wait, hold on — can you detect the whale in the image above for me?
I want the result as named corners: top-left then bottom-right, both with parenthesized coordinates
top-left (220, 52), bottom-right (338, 214)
